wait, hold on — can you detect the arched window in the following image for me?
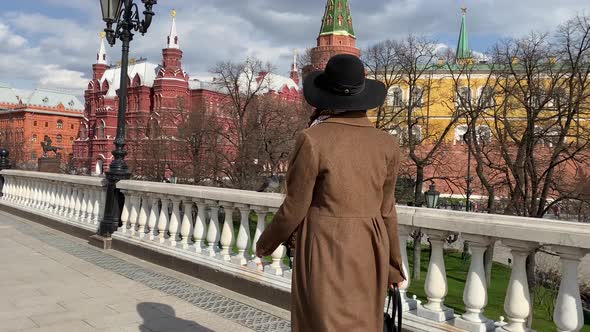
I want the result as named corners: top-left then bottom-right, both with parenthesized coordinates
top-left (454, 125), bottom-right (468, 145)
top-left (56, 135), bottom-right (63, 144)
top-left (476, 125), bottom-right (492, 144)
top-left (57, 120), bottom-right (63, 129)
top-left (479, 86), bottom-right (495, 108)
top-left (80, 124), bottom-right (88, 140)
top-left (388, 87), bottom-right (403, 107)
top-left (411, 88), bottom-right (424, 107)
top-left (32, 134), bottom-right (38, 142)
top-left (70, 137), bottom-right (74, 144)
top-left (98, 120), bottom-right (106, 139)
top-left (457, 87), bottom-right (471, 108)
top-left (33, 121), bottom-right (37, 127)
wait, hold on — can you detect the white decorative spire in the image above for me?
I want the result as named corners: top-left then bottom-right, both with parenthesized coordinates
top-left (167, 9), bottom-right (179, 49)
top-left (292, 49), bottom-right (298, 71)
top-left (97, 31), bottom-right (108, 65)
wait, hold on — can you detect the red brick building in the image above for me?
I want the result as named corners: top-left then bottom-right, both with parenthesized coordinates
top-left (0, 83), bottom-right (84, 169)
top-left (73, 13), bottom-right (301, 176)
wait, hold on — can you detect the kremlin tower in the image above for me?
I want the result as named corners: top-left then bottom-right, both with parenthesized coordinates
top-left (308, 0), bottom-right (361, 74)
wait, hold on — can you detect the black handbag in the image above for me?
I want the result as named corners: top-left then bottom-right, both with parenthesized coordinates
top-left (383, 285), bottom-right (402, 332)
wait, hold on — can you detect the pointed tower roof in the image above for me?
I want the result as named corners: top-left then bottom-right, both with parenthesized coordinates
top-left (456, 7), bottom-right (471, 61)
top-left (292, 49), bottom-right (298, 72)
top-left (97, 31), bottom-right (108, 65)
top-left (320, 0), bottom-right (355, 37)
top-left (167, 9), bottom-right (179, 49)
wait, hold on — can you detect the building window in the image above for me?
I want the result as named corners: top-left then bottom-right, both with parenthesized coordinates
top-left (57, 120), bottom-right (63, 129)
top-left (32, 134), bottom-right (38, 142)
top-left (480, 87), bottom-right (495, 108)
top-left (80, 125), bottom-right (88, 140)
top-left (33, 121), bottom-right (37, 126)
top-left (98, 121), bottom-right (106, 139)
top-left (388, 87), bottom-right (403, 107)
top-left (71, 124), bottom-right (74, 130)
top-left (411, 88), bottom-right (424, 107)
top-left (457, 87), bottom-right (471, 108)
top-left (45, 122), bottom-right (48, 128)
top-left (56, 135), bottom-right (63, 144)
top-left (31, 153), bottom-right (37, 160)
top-left (70, 137), bottom-right (74, 144)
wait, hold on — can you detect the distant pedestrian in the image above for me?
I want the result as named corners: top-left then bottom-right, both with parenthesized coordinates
top-left (256, 54), bottom-right (406, 332)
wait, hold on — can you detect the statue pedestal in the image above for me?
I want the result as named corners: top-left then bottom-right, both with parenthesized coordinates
top-left (38, 157), bottom-right (61, 173)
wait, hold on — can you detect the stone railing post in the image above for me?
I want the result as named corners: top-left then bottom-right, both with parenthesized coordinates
top-left (192, 200), bottom-right (208, 253)
top-left (157, 196), bottom-right (170, 244)
top-left (147, 195), bottom-right (160, 240)
top-left (136, 194), bottom-right (150, 239)
top-left (232, 204), bottom-right (252, 266)
top-left (119, 190), bottom-right (131, 234)
top-left (205, 201), bottom-right (220, 257)
top-left (454, 234), bottom-right (495, 331)
top-left (248, 207), bottom-right (268, 271)
top-left (179, 198), bottom-right (194, 249)
top-left (552, 246), bottom-right (586, 332)
top-left (499, 239), bottom-right (538, 332)
top-left (398, 225), bottom-right (418, 311)
top-left (167, 196), bottom-right (182, 247)
top-left (127, 192), bottom-right (140, 236)
top-left (417, 229), bottom-right (454, 322)
top-left (219, 202), bottom-right (235, 261)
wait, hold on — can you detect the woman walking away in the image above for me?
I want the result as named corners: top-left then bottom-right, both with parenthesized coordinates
top-left (256, 54), bottom-right (406, 332)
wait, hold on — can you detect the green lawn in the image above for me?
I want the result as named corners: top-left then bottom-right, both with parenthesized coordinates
top-left (406, 246), bottom-right (590, 332)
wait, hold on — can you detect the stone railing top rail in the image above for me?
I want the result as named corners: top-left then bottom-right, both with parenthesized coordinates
top-left (117, 180), bottom-right (284, 209)
top-left (118, 180), bottom-right (590, 250)
top-left (1, 170), bottom-right (107, 187)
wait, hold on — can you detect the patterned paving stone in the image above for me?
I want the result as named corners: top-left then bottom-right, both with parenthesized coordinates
top-left (4, 218), bottom-right (291, 332)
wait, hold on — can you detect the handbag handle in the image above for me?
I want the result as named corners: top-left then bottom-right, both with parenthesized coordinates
top-left (387, 286), bottom-right (402, 332)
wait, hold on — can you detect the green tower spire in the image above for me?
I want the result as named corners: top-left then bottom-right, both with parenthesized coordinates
top-left (319, 0), bottom-right (355, 37)
top-left (456, 7), bottom-right (471, 61)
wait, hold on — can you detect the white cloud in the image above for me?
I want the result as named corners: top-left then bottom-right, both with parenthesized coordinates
top-left (1, 0), bottom-right (589, 94)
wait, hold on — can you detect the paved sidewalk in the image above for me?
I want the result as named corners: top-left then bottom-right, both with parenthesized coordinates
top-left (0, 211), bottom-right (290, 332)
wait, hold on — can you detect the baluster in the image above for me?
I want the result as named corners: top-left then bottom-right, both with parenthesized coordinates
top-left (218, 202), bottom-right (235, 261)
top-left (47, 182), bottom-right (56, 211)
top-left (3, 176), bottom-right (12, 201)
top-left (119, 190), bottom-right (131, 234)
top-left (127, 192), bottom-right (140, 236)
top-left (417, 229), bottom-right (454, 322)
top-left (137, 194), bottom-right (149, 239)
top-left (264, 243), bottom-right (287, 276)
top-left (398, 225), bottom-right (418, 311)
top-left (73, 186), bottom-right (83, 220)
top-left (232, 205), bottom-right (251, 266)
top-left (57, 185), bottom-right (67, 215)
top-left (147, 195), bottom-right (160, 240)
top-left (28, 180), bottom-right (36, 208)
top-left (80, 188), bottom-right (88, 221)
top-left (500, 239), bottom-right (537, 332)
top-left (248, 208), bottom-right (268, 271)
top-left (157, 197), bottom-right (170, 243)
top-left (25, 179), bottom-right (33, 207)
top-left (192, 200), bottom-right (208, 253)
top-left (454, 234), bottom-right (495, 331)
top-left (21, 179), bottom-right (28, 205)
top-left (36, 181), bottom-right (44, 209)
top-left (41, 181), bottom-right (50, 209)
top-left (92, 188), bottom-right (102, 224)
top-left (206, 201), bottom-right (220, 257)
top-left (167, 197), bottom-right (181, 246)
top-left (85, 189), bottom-right (95, 223)
top-left (179, 198), bottom-right (194, 249)
top-left (552, 246), bottom-right (586, 332)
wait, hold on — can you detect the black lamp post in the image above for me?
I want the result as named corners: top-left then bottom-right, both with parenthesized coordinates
top-left (97, 0), bottom-right (157, 237)
top-left (424, 182), bottom-right (440, 208)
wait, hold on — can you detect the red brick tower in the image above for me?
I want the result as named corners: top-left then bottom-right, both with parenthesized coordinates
top-left (307, 0), bottom-right (361, 74)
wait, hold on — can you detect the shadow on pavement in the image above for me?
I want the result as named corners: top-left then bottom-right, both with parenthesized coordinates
top-left (137, 302), bottom-right (215, 332)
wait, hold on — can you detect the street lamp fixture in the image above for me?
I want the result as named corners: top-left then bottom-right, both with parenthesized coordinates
top-left (425, 182), bottom-right (440, 208)
top-left (97, 0), bottom-right (157, 237)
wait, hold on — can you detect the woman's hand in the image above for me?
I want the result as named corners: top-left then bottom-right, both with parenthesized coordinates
top-left (389, 280), bottom-right (407, 290)
top-left (255, 247), bottom-right (265, 258)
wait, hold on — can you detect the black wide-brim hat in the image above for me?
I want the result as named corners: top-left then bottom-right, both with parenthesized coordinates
top-left (304, 54), bottom-right (387, 111)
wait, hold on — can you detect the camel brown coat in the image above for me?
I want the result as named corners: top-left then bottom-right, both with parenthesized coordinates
top-left (256, 111), bottom-right (406, 332)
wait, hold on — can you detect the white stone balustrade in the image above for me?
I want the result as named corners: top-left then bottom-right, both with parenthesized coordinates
top-left (2, 173), bottom-right (590, 332)
top-left (0, 171), bottom-right (107, 232)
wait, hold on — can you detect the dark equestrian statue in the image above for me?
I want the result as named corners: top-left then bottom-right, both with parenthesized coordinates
top-left (40, 136), bottom-right (63, 158)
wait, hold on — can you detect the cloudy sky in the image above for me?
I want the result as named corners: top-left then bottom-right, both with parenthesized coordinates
top-left (0, 0), bottom-right (588, 95)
